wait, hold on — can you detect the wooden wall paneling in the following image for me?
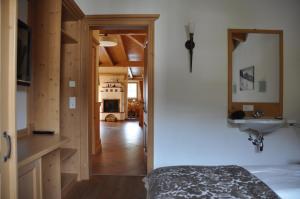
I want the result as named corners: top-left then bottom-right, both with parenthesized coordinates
top-left (60, 41), bottom-right (80, 174)
top-left (62, 21), bottom-right (79, 42)
top-left (30, 0), bottom-right (62, 133)
top-left (18, 159), bottom-right (42, 199)
top-left (60, 0), bottom-right (85, 183)
top-left (79, 18), bottom-right (90, 180)
top-left (42, 149), bottom-right (61, 199)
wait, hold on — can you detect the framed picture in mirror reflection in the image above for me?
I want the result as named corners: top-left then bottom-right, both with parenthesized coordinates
top-left (240, 65), bottom-right (254, 91)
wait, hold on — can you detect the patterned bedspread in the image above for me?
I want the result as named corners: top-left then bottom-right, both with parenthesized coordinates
top-left (144, 165), bottom-right (280, 199)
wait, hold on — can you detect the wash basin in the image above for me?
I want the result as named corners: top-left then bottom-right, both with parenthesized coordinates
top-left (228, 118), bottom-right (286, 134)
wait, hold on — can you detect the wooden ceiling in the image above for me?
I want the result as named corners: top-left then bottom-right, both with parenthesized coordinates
top-left (98, 29), bottom-right (147, 79)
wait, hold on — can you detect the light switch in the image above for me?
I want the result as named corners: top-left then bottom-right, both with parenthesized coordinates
top-left (243, 104), bottom-right (254, 112)
top-left (69, 97), bottom-right (76, 109)
top-left (69, 80), bottom-right (76, 88)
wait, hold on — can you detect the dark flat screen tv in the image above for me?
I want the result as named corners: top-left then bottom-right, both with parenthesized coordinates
top-left (17, 20), bottom-right (31, 86)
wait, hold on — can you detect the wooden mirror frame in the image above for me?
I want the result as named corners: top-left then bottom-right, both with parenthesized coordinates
top-left (228, 29), bottom-right (283, 118)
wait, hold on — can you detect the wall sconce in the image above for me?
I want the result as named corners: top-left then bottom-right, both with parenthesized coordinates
top-left (185, 22), bottom-right (196, 73)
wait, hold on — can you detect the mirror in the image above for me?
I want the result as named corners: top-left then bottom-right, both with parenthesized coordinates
top-left (228, 29), bottom-right (283, 117)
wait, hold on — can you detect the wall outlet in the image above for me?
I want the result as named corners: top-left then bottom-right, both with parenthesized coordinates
top-left (69, 97), bottom-right (76, 109)
top-left (243, 104), bottom-right (254, 112)
top-left (69, 80), bottom-right (76, 88)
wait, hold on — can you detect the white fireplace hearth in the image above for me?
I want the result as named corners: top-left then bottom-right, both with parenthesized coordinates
top-left (99, 80), bottom-right (125, 121)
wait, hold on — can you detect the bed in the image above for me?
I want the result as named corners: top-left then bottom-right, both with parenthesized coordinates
top-left (245, 165), bottom-right (300, 199)
top-left (144, 165), bottom-right (281, 199)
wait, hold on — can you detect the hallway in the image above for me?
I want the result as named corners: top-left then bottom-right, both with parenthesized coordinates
top-left (92, 121), bottom-right (146, 176)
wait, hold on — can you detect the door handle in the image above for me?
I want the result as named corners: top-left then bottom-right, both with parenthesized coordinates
top-left (3, 132), bottom-right (11, 162)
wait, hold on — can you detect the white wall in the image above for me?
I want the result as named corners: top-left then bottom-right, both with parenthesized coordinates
top-left (75, 0), bottom-right (300, 167)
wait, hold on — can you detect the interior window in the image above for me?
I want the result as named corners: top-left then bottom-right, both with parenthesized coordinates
top-left (128, 83), bottom-right (137, 99)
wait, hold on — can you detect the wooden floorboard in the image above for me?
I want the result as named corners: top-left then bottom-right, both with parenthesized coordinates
top-left (64, 175), bottom-right (147, 199)
top-left (92, 121), bottom-right (146, 175)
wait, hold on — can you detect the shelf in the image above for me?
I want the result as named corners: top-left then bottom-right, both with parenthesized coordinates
top-left (18, 135), bottom-right (69, 168)
top-left (61, 173), bottom-right (77, 196)
top-left (61, 30), bottom-right (77, 44)
top-left (60, 148), bottom-right (77, 162)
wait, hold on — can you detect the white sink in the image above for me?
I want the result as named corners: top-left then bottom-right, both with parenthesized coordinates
top-left (228, 118), bottom-right (286, 134)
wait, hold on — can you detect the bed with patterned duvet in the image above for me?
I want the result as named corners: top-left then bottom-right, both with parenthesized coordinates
top-left (144, 165), bottom-right (280, 199)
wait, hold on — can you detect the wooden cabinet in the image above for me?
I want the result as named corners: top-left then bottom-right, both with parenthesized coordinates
top-left (18, 135), bottom-right (68, 199)
top-left (18, 160), bottom-right (42, 199)
top-left (18, 150), bottom-right (62, 199)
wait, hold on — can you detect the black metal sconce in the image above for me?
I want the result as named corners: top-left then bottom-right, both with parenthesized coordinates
top-left (185, 23), bottom-right (195, 73)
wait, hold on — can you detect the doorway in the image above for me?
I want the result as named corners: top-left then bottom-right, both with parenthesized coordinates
top-left (84, 15), bottom-right (159, 177)
top-left (91, 27), bottom-right (147, 175)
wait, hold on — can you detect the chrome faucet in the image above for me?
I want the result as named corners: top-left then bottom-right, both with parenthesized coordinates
top-left (253, 110), bottom-right (264, 118)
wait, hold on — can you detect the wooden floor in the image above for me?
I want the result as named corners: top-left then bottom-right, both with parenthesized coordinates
top-left (64, 175), bottom-right (146, 199)
top-left (92, 120), bottom-right (146, 176)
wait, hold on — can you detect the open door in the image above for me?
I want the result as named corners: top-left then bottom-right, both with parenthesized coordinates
top-left (0, 0), bottom-right (18, 198)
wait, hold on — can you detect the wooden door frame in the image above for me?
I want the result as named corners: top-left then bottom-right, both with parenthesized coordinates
top-left (91, 36), bottom-right (101, 155)
top-left (82, 14), bottom-right (159, 177)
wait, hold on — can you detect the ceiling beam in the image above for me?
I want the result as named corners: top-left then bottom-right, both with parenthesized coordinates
top-left (99, 29), bottom-right (147, 35)
top-left (128, 67), bottom-right (133, 79)
top-left (125, 35), bottom-right (145, 48)
top-left (99, 61), bottom-right (144, 67)
top-left (132, 77), bottom-right (144, 80)
top-left (116, 35), bottom-right (128, 61)
top-left (100, 46), bottom-right (114, 66)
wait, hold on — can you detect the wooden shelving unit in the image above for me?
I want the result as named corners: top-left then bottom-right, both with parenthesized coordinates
top-left (61, 173), bottom-right (77, 197)
top-left (60, 1), bottom-right (84, 197)
top-left (60, 148), bottom-right (77, 162)
top-left (61, 30), bottom-right (78, 44)
top-left (26, 0), bottom-right (85, 198)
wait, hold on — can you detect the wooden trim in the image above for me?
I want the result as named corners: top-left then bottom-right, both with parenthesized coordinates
top-left (84, 14), bottom-right (159, 176)
top-left (228, 29), bottom-right (283, 117)
top-left (62, 0), bottom-right (84, 21)
top-left (228, 29), bottom-right (282, 34)
top-left (146, 22), bottom-right (155, 172)
top-left (87, 14), bottom-right (160, 21)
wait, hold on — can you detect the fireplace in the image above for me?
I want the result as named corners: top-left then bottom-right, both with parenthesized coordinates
top-left (103, 99), bottom-right (119, 113)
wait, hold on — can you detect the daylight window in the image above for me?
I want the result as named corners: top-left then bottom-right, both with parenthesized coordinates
top-left (128, 83), bottom-right (137, 99)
